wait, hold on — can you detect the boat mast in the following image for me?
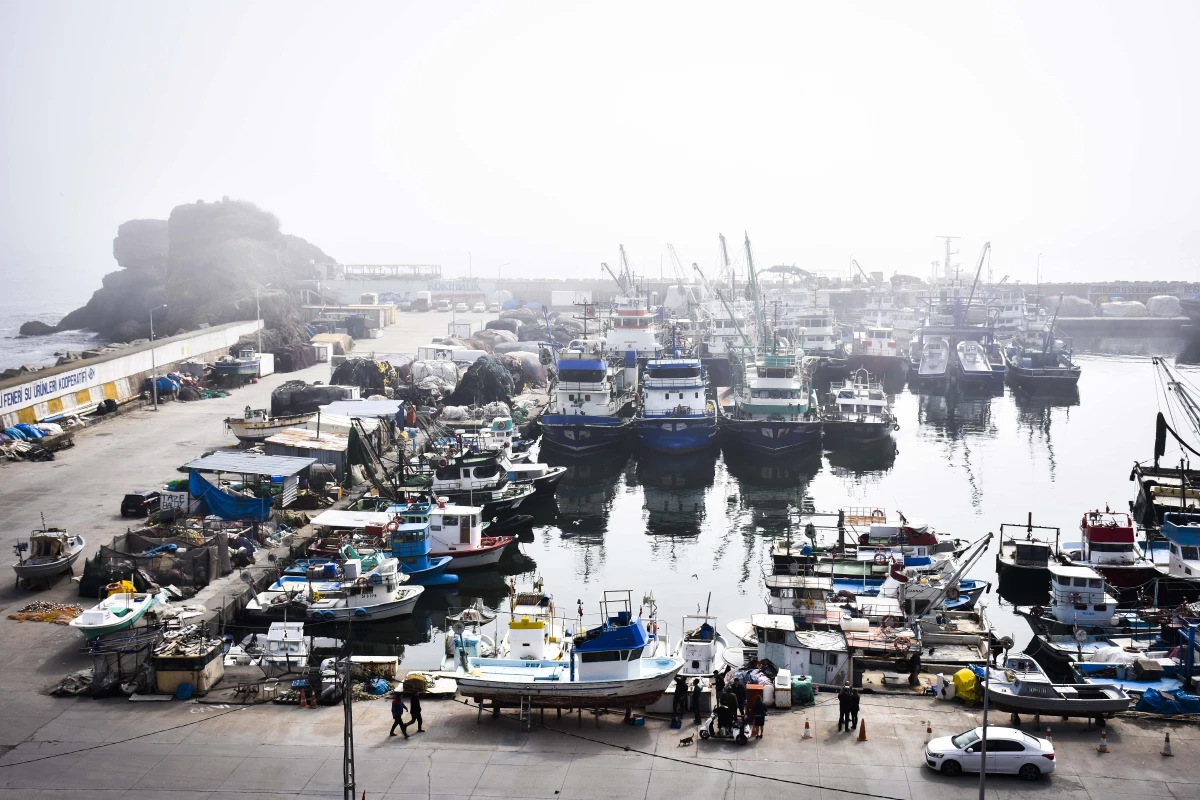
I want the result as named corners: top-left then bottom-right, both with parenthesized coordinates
top-left (744, 233), bottom-right (764, 345)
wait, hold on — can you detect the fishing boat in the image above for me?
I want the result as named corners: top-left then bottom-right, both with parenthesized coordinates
top-left (422, 451), bottom-right (537, 518)
top-left (246, 557), bottom-right (423, 622)
top-left (504, 461), bottom-right (568, 498)
top-left (498, 578), bottom-right (569, 661)
top-left (69, 586), bottom-right (169, 639)
top-left (915, 336), bottom-right (950, 387)
top-left (453, 590), bottom-right (685, 708)
top-left (1057, 508), bottom-right (1158, 598)
top-left (1005, 329), bottom-right (1081, 392)
top-left (1147, 512), bottom-right (1200, 604)
top-left (426, 502), bottom-right (513, 570)
top-left (1025, 633), bottom-right (1166, 681)
top-left (224, 407), bottom-right (315, 443)
top-left (986, 674), bottom-right (1130, 719)
top-left (953, 340), bottom-right (994, 388)
top-left (821, 369), bottom-right (896, 445)
top-left (541, 332), bottom-right (636, 454)
top-left (845, 324), bottom-right (907, 377)
top-left (386, 520), bottom-right (459, 586)
top-left (718, 347), bottom-right (821, 454)
top-left (995, 515), bottom-right (1057, 603)
top-left (12, 524), bottom-right (85, 587)
top-left (636, 356), bottom-right (718, 454)
top-left (673, 606), bottom-right (728, 678)
top-left (260, 621), bottom-right (310, 678)
top-left (1017, 564), bottom-right (1120, 636)
top-left (748, 616), bottom-right (853, 685)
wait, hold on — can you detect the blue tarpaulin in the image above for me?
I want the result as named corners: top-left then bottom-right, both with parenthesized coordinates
top-left (1134, 688), bottom-right (1200, 716)
top-left (188, 471), bottom-right (271, 521)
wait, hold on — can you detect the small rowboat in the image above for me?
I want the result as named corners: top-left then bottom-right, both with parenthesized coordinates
top-left (12, 526), bottom-right (86, 588)
top-left (69, 587), bottom-right (168, 639)
top-left (224, 408), bottom-right (316, 443)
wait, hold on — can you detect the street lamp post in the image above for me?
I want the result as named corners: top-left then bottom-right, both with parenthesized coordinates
top-left (149, 304), bottom-right (167, 411)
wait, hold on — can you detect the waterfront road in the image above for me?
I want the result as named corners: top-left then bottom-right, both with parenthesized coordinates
top-left (0, 689), bottom-right (1197, 798)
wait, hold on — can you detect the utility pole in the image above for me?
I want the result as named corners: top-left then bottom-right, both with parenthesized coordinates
top-left (342, 655), bottom-right (356, 799)
top-left (937, 236), bottom-right (960, 284)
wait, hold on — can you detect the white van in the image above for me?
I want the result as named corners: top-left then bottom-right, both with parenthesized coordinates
top-left (436, 299), bottom-right (452, 312)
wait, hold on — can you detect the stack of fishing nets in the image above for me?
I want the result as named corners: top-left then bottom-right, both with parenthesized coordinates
top-left (7, 601), bottom-right (83, 624)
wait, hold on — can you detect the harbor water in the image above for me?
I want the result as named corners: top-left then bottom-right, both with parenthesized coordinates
top-left (266, 341), bottom-right (1199, 669)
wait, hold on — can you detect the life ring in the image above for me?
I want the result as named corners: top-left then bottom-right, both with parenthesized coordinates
top-left (105, 582), bottom-right (125, 595)
top-left (803, 597), bottom-right (815, 609)
top-left (871, 509), bottom-right (885, 520)
top-left (947, 587), bottom-right (961, 601)
top-left (356, 577), bottom-right (370, 588)
top-left (437, 458), bottom-right (449, 468)
top-left (385, 520), bottom-right (400, 533)
top-left (894, 638), bottom-right (911, 653)
top-left (369, 573), bottom-right (383, 585)
top-left (1069, 593), bottom-right (1082, 603)
top-left (892, 423), bottom-right (900, 431)
top-left (888, 535), bottom-right (900, 546)
top-left (1031, 606), bottom-right (1045, 618)
top-left (873, 552), bottom-right (887, 566)
top-left (881, 614), bottom-right (896, 629)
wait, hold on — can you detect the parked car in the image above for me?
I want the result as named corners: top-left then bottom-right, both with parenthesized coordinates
top-left (925, 726), bottom-right (1054, 781)
top-left (121, 489), bottom-right (161, 517)
top-left (488, 302), bottom-right (500, 312)
top-left (398, 300), bottom-right (413, 312)
top-left (455, 302), bottom-right (468, 313)
top-left (436, 300), bottom-right (452, 312)
top-left (472, 302), bottom-right (486, 313)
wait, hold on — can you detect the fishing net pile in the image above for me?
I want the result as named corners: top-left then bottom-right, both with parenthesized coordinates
top-left (6, 601), bottom-right (83, 624)
top-left (445, 355), bottom-right (524, 406)
top-left (330, 358), bottom-right (400, 396)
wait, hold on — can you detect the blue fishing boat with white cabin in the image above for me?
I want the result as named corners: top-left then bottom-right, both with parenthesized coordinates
top-left (636, 356), bottom-right (718, 454)
top-left (540, 335), bottom-right (636, 453)
top-left (387, 519), bottom-right (459, 587)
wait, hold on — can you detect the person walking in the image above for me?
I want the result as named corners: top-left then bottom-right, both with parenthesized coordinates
top-left (389, 691), bottom-right (409, 739)
top-left (713, 668), bottom-right (725, 696)
top-left (691, 678), bottom-right (703, 725)
top-left (749, 695), bottom-right (767, 739)
top-left (672, 675), bottom-right (688, 725)
top-left (849, 686), bottom-right (861, 731)
top-left (408, 689), bottom-right (424, 733)
top-left (836, 683), bottom-right (851, 732)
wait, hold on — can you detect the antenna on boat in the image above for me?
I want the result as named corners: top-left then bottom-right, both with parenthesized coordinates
top-left (704, 591), bottom-right (711, 618)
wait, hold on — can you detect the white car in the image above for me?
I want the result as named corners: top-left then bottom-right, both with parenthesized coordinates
top-left (488, 302), bottom-right (500, 312)
top-left (455, 302), bottom-right (468, 313)
top-left (925, 726), bottom-right (1054, 781)
top-left (472, 302), bottom-right (486, 313)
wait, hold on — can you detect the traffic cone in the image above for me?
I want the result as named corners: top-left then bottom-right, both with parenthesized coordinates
top-left (857, 720), bottom-right (868, 741)
top-left (802, 718), bottom-right (812, 739)
top-left (924, 722), bottom-right (932, 745)
top-left (1163, 732), bottom-right (1174, 757)
top-left (1096, 729), bottom-right (1110, 753)
top-left (1045, 727), bottom-right (1052, 743)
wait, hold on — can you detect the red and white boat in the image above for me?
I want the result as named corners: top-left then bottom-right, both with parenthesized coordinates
top-left (1058, 507), bottom-right (1157, 597)
top-left (427, 502), bottom-right (513, 570)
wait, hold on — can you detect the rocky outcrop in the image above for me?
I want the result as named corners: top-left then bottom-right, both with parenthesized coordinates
top-left (34, 198), bottom-right (336, 345)
top-left (18, 320), bottom-right (58, 336)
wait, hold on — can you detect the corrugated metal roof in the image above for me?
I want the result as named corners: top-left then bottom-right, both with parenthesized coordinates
top-left (263, 427), bottom-right (349, 453)
top-left (319, 400), bottom-right (403, 418)
top-left (184, 451), bottom-right (316, 476)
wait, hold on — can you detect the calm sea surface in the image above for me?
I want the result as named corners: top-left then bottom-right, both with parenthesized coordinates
top-left (233, 337), bottom-right (1200, 669)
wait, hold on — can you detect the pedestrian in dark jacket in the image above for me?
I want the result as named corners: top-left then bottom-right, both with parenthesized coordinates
top-left (749, 696), bottom-right (767, 739)
top-left (691, 679), bottom-right (703, 725)
top-left (849, 687), bottom-right (861, 731)
top-left (713, 668), bottom-right (725, 696)
top-left (409, 690), bottom-right (424, 733)
top-left (389, 692), bottom-right (409, 738)
top-left (731, 678), bottom-right (746, 716)
top-left (836, 684), bottom-right (851, 732)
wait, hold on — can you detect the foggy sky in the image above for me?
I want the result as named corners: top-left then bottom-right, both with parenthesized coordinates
top-left (2, 1), bottom-right (1198, 287)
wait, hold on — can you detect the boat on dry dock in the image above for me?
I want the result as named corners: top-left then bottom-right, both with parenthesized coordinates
top-left (12, 523), bottom-right (85, 588)
top-left (224, 407), bottom-right (316, 443)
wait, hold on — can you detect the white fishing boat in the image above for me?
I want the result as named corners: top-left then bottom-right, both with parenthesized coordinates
top-left (916, 336), bottom-right (950, 385)
top-left (498, 577), bottom-right (568, 660)
top-left (12, 525), bottom-right (85, 587)
top-left (954, 340), bottom-right (993, 385)
top-left (426, 502), bottom-right (513, 569)
top-left (673, 609), bottom-right (728, 677)
top-left (246, 556), bottom-right (423, 622)
top-left (224, 407), bottom-right (316, 443)
top-left (260, 621), bottom-right (310, 678)
top-left (69, 586), bottom-right (169, 639)
top-left (1018, 564), bottom-right (1121, 635)
top-left (453, 590), bottom-right (685, 708)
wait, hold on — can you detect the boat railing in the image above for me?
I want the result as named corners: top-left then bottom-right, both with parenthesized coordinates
top-left (556, 380), bottom-right (608, 391)
top-left (642, 375), bottom-right (705, 388)
top-left (640, 406), bottom-right (706, 418)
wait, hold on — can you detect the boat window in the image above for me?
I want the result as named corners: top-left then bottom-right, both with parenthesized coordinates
top-left (1184, 546), bottom-right (1200, 560)
top-left (1074, 604), bottom-right (1088, 611)
top-left (626, 646), bottom-right (644, 660)
top-left (1073, 578), bottom-right (1088, 587)
top-left (474, 464), bottom-right (499, 479)
top-left (1088, 579), bottom-right (1101, 588)
top-left (1094, 604), bottom-right (1107, 612)
top-left (471, 515), bottom-right (479, 527)
top-left (442, 515), bottom-right (459, 526)
top-left (585, 395), bottom-right (591, 401)
top-left (568, 394), bottom-right (575, 401)
top-left (770, 391), bottom-right (780, 399)
top-left (461, 469), bottom-right (471, 479)
top-left (579, 650), bottom-right (622, 663)
top-left (764, 629), bottom-right (786, 644)
top-left (809, 651), bottom-right (824, 665)
top-left (1171, 544), bottom-right (1181, 555)
top-left (435, 468), bottom-right (457, 480)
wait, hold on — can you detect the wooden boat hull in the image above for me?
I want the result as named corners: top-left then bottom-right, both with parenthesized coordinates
top-left (456, 657), bottom-right (685, 708)
top-left (225, 413), bottom-right (316, 442)
top-left (12, 535), bottom-right (86, 582)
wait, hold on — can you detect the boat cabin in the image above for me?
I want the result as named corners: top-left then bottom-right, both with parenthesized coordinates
top-left (1046, 565), bottom-right (1118, 626)
top-left (571, 592), bottom-right (652, 681)
top-left (1010, 539), bottom-right (1051, 568)
top-left (830, 372), bottom-right (889, 420)
top-left (641, 358), bottom-right (707, 418)
top-left (432, 454), bottom-right (508, 494)
top-left (751, 615), bottom-right (851, 686)
top-left (1161, 512), bottom-right (1200, 579)
top-left (1080, 509), bottom-right (1138, 565)
top-left (678, 616), bottom-right (721, 675)
top-left (855, 327), bottom-right (897, 355)
top-left (427, 504), bottom-right (486, 553)
top-left (263, 621), bottom-right (308, 670)
top-left (764, 574), bottom-right (832, 620)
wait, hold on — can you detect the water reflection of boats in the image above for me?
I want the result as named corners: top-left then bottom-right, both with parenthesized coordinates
top-left (916, 390), bottom-right (998, 435)
top-left (722, 447), bottom-right (821, 540)
top-left (825, 439), bottom-right (897, 475)
top-left (540, 447), bottom-right (629, 534)
top-left (635, 450), bottom-right (717, 536)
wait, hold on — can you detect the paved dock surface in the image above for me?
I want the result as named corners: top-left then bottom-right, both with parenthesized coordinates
top-left (0, 691), bottom-right (1197, 799)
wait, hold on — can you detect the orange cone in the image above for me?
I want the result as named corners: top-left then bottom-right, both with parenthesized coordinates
top-left (802, 718), bottom-right (812, 739)
top-left (1163, 732), bottom-right (1174, 757)
top-left (857, 720), bottom-right (867, 741)
top-left (924, 722), bottom-right (932, 745)
top-left (1096, 729), bottom-right (1110, 754)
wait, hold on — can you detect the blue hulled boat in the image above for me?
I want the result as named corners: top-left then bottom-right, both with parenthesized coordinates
top-left (636, 357), bottom-right (718, 454)
top-left (718, 348), bottom-right (821, 455)
top-left (387, 520), bottom-right (459, 586)
top-left (541, 334), bottom-right (636, 454)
